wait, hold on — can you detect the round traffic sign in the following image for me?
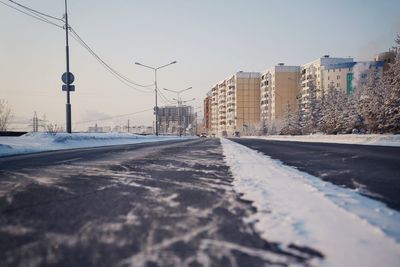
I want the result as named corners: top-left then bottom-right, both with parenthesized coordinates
top-left (61, 72), bottom-right (75, 84)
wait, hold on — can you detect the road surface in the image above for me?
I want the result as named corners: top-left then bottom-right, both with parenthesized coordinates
top-left (0, 139), bottom-right (322, 267)
top-left (230, 138), bottom-right (400, 211)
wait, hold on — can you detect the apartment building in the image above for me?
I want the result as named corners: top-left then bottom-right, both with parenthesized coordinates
top-left (217, 80), bottom-right (227, 134)
top-left (321, 61), bottom-right (384, 95)
top-left (210, 84), bottom-right (219, 135)
top-left (203, 92), bottom-right (212, 134)
top-left (301, 55), bottom-right (353, 108)
top-left (209, 71), bottom-right (260, 136)
top-left (260, 64), bottom-right (301, 129)
top-left (374, 49), bottom-right (397, 73)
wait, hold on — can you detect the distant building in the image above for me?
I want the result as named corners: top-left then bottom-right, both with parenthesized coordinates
top-left (210, 84), bottom-right (219, 135)
top-left (210, 71), bottom-right (260, 136)
top-left (87, 124), bottom-right (111, 133)
top-left (158, 105), bottom-right (194, 135)
top-left (203, 92), bottom-right (212, 134)
top-left (374, 49), bottom-right (397, 74)
top-left (260, 64), bottom-right (301, 131)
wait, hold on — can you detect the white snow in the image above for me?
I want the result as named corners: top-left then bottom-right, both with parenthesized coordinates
top-left (0, 132), bottom-right (193, 157)
top-left (221, 138), bottom-right (400, 267)
top-left (244, 134), bottom-right (400, 147)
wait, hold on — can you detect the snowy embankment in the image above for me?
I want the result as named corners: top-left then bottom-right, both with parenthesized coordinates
top-left (221, 138), bottom-right (400, 267)
top-left (0, 132), bottom-right (191, 157)
top-left (244, 134), bottom-right (400, 147)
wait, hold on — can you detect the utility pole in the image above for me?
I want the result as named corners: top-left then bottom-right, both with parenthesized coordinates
top-left (64, 0), bottom-right (72, 133)
top-left (127, 119), bottom-right (130, 133)
top-left (33, 112), bottom-right (38, 132)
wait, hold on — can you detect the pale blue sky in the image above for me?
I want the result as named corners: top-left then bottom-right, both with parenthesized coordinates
top-left (1, 0), bottom-right (399, 131)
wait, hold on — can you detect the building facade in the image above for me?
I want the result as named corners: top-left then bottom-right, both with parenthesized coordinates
top-left (209, 71), bottom-right (260, 136)
top-left (260, 64), bottom-right (301, 131)
top-left (374, 49), bottom-right (397, 74)
top-left (300, 56), bottom-right (354, 109)
top-left (321, 61), bottom-right (384, 95)
top-left (158, 105), bottom-right (194, 135)
top-left (203, 92), bottom-right (212, 134)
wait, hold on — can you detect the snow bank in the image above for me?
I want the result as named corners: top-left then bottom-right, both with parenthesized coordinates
top-left (221, 138), bottom-right (400, 267)
top-left (244, 134), bottom-right (400, 147)
top-left (0, 132), bottom-right (192, 157)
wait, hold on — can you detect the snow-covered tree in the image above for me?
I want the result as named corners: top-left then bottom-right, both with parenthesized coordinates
top-left (0, 99), bottom-right (13, 132)
top-left (302, 78), bottom-right (321, 134)
top-left (319, 83), bottom-right (356, 134)
top-left (381, 36), bottom-right (400, 133)
top-left (280, 102), bottom-right (301, 135)
top-left (355, 68), bottom-right (386, 133)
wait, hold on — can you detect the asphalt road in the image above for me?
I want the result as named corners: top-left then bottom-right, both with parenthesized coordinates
top-left (230, 138), bottom-right (400, 211)
top-left (0, 139), bottom-right (322, 267)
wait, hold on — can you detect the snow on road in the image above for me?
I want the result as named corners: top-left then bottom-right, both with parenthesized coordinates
top-left (244, 134), bottom-right (400, 147)
top-left (0, 132), bottom-right (192, 157)
top-left (221, 138), bottom-right (400, 267)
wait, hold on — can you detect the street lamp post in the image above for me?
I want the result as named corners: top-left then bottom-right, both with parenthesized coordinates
top-left (134, 61), bottom-right (177, 136)
top-left (163, 87), bottom-right (193, 136)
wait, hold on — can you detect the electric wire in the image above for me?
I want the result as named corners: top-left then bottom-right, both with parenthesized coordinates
top-left (70, 27), bottom-right (154, 89)
top-left (157, 89), bottom-right (175, 105)
top-left (0, 0), bottom-right (63, 28)
top-left (69, 32), bottom-right (152, 94)
top-left (75, 108), bottom-right (153, 124)
top-left (1, 1), bottom-right (154, 92)
top-left (8, 0), bottom-right (64, 22)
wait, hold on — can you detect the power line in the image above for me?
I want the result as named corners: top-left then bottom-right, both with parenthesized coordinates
top-left (1, 1), bottom-right (154, 93)
top-left (70, 27), bottom-right (154, 89)
top-left (157, 89), bottom-right (175, 105)
top-left (69, 31), bottom-right (151, 94)
top-left (75, 108), bottom-right (153, 124)
top-left (8, 0), bottom-right (64, 22)
top-left (0, 0), bottom-right (63, 28)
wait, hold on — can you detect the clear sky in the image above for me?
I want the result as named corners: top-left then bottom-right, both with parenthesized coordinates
top-left (1, 0), bottom-right (399, 131)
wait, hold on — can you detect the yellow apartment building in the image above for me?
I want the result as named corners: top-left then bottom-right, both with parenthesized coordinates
top-left (210, 71), bottom-right (260, 136)
top-left (260, 64), bottom-right (301, 131)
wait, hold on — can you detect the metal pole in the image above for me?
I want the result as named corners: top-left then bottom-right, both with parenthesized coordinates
top-left (64, 0), bottom-right (71, 133)
top-left (154, 69), bottom-right (158, 136)
top-left (178, 98), bottom-right (181, 136)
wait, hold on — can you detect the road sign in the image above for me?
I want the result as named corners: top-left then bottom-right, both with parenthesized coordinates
top-left (62, 84), bottom-right (75, 91)
top-left (61, 72), bottom-right (75, 84)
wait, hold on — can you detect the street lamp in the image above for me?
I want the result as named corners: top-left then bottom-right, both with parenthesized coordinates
top-left (172, 97), bottom-right (196, 136)
top-left (134, 60), bottom-right (177, 136)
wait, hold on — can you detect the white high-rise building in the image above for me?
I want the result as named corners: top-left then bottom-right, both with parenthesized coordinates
top-left (301, 55), bottom-right (353, 108)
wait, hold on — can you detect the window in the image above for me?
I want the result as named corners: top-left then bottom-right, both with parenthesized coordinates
top-left (337, 83), bottom-right (340, 87)
top-left (337, 75), bottom-right (340, 80)
top-left (328, 76), bottom-right (330, 80)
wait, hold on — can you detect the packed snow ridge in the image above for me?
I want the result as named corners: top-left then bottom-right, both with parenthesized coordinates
top-left (244, 134), bottom-right (400, 147)
top-left (0, 132), bottom-right (191, 157)
top-left (221, 138), bottom-right (400, 267)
